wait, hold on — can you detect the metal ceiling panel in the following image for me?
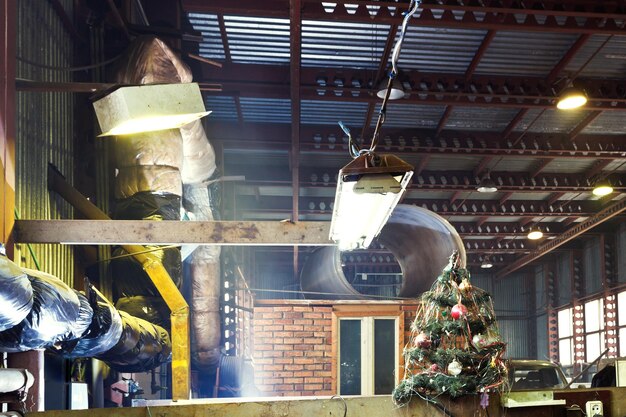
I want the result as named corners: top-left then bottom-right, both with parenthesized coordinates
top-left (302, 20), bottom-right (390, 69)
top-left (371, 103), bottom-right (446, 128)
top-left (444, 107), bottom-right (521, 132)
top-left (302, 99), bottom-right (368, 126)
top-left (396, 26), bottom-right (488, 73)
top-left (188, 13), bottom-right (226, 60)
top-left (475, 31), bottom-right (578, 77)
top-left (240, 97), bottom-right (291, 124)
top-left (565, 35), bottom-right (626, 78)
top-left (426, 154), bottom-right (482, 171)
top-left (205, 96), bottom-right (238, 122)
top-left (223, 15), bottom-right (290, 64)
top-left (582, 111), bottom-right (626, 135)
top-left (514, 108), bottom-right (593, 133)
top-left (542, 158), bottom-right (597, 174)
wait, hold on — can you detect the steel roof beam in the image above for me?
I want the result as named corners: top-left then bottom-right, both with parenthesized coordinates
top-left (497, 198), bottom-right (626, 278)
top-left (212, 122), bottom-right (626, 159)
top-left (183, 0), bottom-right (626, 34)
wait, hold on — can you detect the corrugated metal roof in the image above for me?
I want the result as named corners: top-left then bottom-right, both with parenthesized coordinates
top-left (443, 106), bottom-right (520, 132)
top-left (582, 111), bottom-right (626, 135)
top-left (302, 20), bottom-right (390, 69)
top-left (223, 15), bottom-right (290, 64)
top-left (475, 31), bottom-right (578, 77)
top-left (240, 97), bottom-right (291, 124)
top-left (188, 13), bottom-right (226, 60)
top-left (426, 154), bottom-right (481, 171)
top-left (302, 99), bottom-right (368, 126)
top-left (205, 96), bottom-right (238, 122)
top-left (514, 108), bottom-right (592, 134)
top-left (396, 26), bottom-right (488, 73)
top-left (371, 103), bottom-right (446, 128)
top-left (565, 34), bottom-right (626, 78)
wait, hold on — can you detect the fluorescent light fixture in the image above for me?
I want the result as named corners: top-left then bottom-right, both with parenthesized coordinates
top-left (93, 83), bottom-right (211, 136)
top-left (592, 181), bottom-right (613, 197)
top-left (556, 86), bottom-right (587, 110)
top-left (376, 77), bottom-right (405, 100)
top-left (527, 228), bottom-right (543, 240)
top-left (477, 172), bottom-right (498, 193)
top-left (480, 256), bottom-right (493, 269)
top-left (329, 153), bottom-right (413, 250)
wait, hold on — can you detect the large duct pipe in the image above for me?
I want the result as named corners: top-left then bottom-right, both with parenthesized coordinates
top-left (300, 205), bottom-right (466, 299)
top-left (0, 369), bottom-right (34, 394)
top-left (113, 36), bottom-right (221, 373)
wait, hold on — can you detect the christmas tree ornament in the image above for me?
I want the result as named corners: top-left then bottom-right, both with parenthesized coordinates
top-left (415, 332), bottom-right (432, 348)
top-left (429, 363), bottom-right (440, 373)
top-left (458, 278), bottom-right (472, 292)
top-left (472, 333), bottom-right (487, 349)
top-left (450, 303), bottom-right (468, 320)
top-left (480, 392), bottom-right (490, 409)
top-left (447, 359), bottom-right (462, 376)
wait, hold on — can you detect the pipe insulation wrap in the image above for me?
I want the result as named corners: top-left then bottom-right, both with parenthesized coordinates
top-left (0, 257), bottom-right (33, 332)
top-left (0, 368), bottom-right (34, 394)
top-left (300, 205), bottom-right (466, 299)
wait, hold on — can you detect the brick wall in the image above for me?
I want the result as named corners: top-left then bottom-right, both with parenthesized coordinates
top-left (253, 305), bottom-right (334, 396)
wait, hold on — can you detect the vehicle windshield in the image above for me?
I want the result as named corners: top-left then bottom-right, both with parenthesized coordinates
top-left (509, 363), bottom-right (568, 390)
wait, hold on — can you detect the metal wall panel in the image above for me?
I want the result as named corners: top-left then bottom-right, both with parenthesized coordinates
top-left (15, 0), bottom-right (74, 285)
top-left (555, 252), bottom-right (572, 307)
top-left (536, 313), bottom-right (548, 360)
top-left (618, 223), bottom-right (626, 284)
top-left (499, 319), bottom-right (530, 359)
top-left (493, 273), bottom-right (528, 317)
top-left (535, 265), bottom-right (546, 312)
top-left (583, 236), bottom-right (602, 296)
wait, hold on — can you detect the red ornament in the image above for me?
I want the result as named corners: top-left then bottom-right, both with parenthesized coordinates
top-left (415, 332), bottom-right (432, 348)
top-left (450, 303), bottom-right (468, 320)
top-left (429, 363), bottom-right (440, 373)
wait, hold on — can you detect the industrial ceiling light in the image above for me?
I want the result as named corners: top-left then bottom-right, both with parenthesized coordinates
top-left (376, 77), bottom-right (405, 100)
top-left (330, 0), bottom-right (420, 251)
top-left (480, 256), bottom-right (493, 269)
top-left (556, 86), bottom-right (587, 110)
top-left (592, 180), bottom-right (613, 197)
top-left (329, 153), bottom-right (414, 250)
top-left (527, 227), bottom-right (543, 240)
top-left (93, 83), bottom-right (210, 136)
top-left (476, 172), bottom-right (498, 193)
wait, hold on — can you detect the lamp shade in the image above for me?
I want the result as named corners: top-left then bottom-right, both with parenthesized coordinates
top-left (477, 174), bottom-right (498, 193)
top-left (376, 77), bottom-right (405, 100)
top-left (527, 228), bottom-right (543, 240)
top-left (592, 180), bottom-right (613, 197)
top-left (329, 153), bottom-right (414, 250)
top-left (556, 86), bottom-right (587, 110)
top-left (480, 257), bottom-right (493, 269)
top-left (93, 83), bottom-right (211, 136)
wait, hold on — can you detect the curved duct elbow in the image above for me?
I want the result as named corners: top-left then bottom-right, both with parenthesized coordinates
top-left (301, 205), bottom-right (466, 299)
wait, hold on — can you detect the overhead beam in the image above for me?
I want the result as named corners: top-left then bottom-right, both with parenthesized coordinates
top-left (182, 0), bottom-right (626, 34)
top-left (14, 220), bottom-right (334, 245)
top-left (212, 122), bottom-right (626, 159)
top-left (497, 198), bottom-right (626, 278)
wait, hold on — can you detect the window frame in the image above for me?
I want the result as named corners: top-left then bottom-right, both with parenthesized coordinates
top-left (332, 308), bottom-right (404, 396)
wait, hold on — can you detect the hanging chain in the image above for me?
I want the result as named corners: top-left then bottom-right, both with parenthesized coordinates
top-left (338, 0), bottom-right (421, 159)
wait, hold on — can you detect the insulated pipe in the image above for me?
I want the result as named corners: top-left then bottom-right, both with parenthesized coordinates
top-left (300, 205), bottom-right (466, 299)
top-left (0, 368), bottom-right (34, 394)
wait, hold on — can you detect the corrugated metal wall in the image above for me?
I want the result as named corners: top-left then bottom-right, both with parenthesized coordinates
top-left (583, 237), bottom-right (602, 296)
top-left (493, 273), bottom-right (531, 358)
top-left (619, 223), bottom-right (626, 284)
top-left (15, 1), bottom-right (74, 285)
top-left (556, 252), bottom-right (572, 307)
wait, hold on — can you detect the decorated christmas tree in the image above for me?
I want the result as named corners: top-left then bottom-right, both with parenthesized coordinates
top-left (393, 251), bottom-right (508, 407)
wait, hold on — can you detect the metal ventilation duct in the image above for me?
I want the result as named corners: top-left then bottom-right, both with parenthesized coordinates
top-left (300, 205), bottom-right (466, 299)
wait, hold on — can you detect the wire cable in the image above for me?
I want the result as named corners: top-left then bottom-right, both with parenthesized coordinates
top-left (16, 53), bottom-right (123, 72)
top-left (329, 395), bottom-right (347, 417)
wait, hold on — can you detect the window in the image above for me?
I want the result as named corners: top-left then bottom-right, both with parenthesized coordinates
top-left (618, 291), bottom-right (626, 356)
top-left (337, 316), bottom-right (400, 395)
top-left (557, 308), bottom-right (574, 366)
top-left (584, 298), bottom-right (605, 363)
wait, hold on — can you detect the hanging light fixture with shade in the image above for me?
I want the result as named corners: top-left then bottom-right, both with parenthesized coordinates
top-left (376, 76), bottom-right (405, 100)
top-left (480, 256), bottom-right (493, 269)
top-left (592, 179), bottom-right (614, 197)
top-left (92, 83), bottom-right (211, 136)
top-left (476, 171), bottom-right (498, 193)
top-left (556, 85), bottom-right (588, 110)
top-left (329, 0), bottom-right (420, 251)
top-left (527, 227), bottom-right (544, 240)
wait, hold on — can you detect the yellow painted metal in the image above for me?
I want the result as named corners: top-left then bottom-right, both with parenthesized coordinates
top-left (47, 167), bottom-right (190, 400)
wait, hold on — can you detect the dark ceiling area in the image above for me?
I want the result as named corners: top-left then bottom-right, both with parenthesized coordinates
top-left (58, 0), bottom-right (626, 287)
